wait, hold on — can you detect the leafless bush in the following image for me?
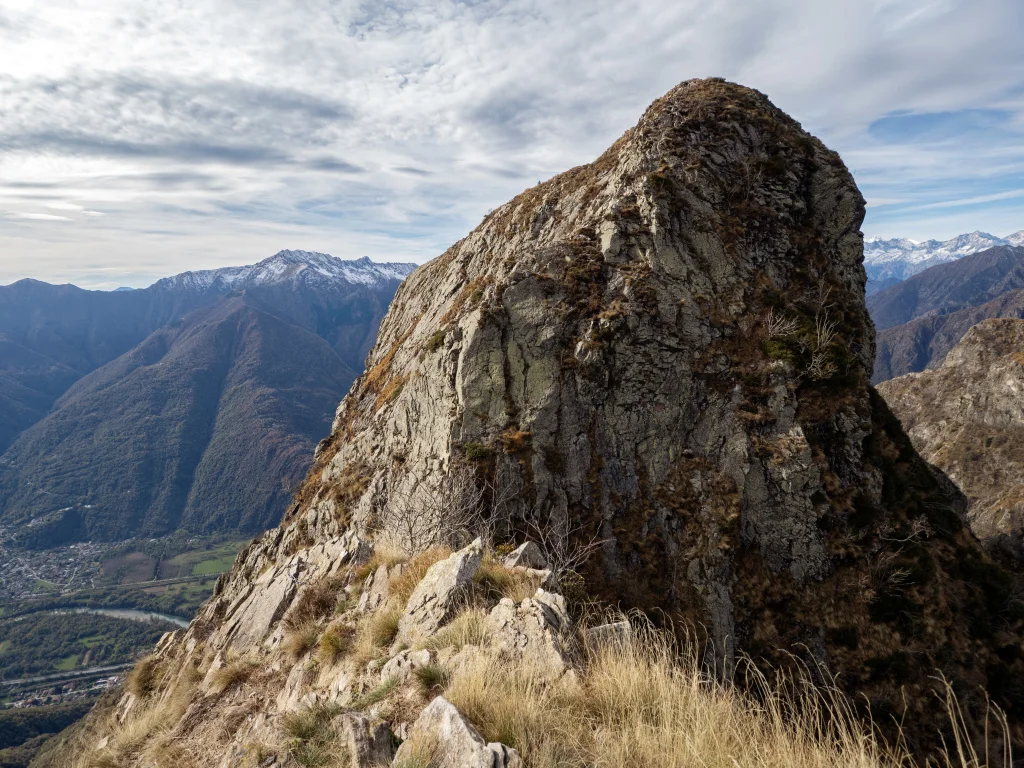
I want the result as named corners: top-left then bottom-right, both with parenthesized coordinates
top-left (378, 459), bottom-right (490, 552)
top-left (526, 513), bottom-right (609, 592)
top-left (763, 307), bottom-right (799, 339)
top-left (805, 311), bottom-right (839, 381)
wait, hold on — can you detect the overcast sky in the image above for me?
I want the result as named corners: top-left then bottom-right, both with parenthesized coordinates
top-left (1, 0), bottom-right (1023, 289)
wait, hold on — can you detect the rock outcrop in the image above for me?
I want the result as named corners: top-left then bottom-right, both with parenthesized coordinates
top-left (879, 318), bottom-right (1024, 559)
top-left (287, 77), bottom-right (1022, 739)
top-left (39, 79), bottom-right (1024, 766)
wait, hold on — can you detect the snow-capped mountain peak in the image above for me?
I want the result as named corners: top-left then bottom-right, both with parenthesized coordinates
top-left (863, 229), bottom-right (1021, 288)
top-left (152, 251), bottom-right (417, 293)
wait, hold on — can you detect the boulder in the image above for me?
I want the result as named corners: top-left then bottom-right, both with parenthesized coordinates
top-left (487, 590), bottom-right (571, 680)
top-left (502, 541), bottom-right (546, 569)
top-left (393, 696), bottom-right (522, 768)
top-left (332, 712), bottom-right (394, 767)
top-left (395, 539), bottom-right (483, 646)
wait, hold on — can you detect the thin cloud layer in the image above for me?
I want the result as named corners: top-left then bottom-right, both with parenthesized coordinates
top-left (0, 0), bottom-right (1022, 288)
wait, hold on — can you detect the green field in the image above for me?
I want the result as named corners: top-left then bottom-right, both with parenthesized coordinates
top-left (160, 539), bottom-right (244, 578)
top-left (0, 613), bottom-right (176, 680)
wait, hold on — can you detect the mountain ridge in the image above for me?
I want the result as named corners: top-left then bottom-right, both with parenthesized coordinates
top-left (868, 246), bottom-right (1024, 381)
top-left (878, 318), bottom-right (1024, 560)
top-left (0, 252), bottom-right (416, 543)
top-left (864, 229), bottom-right (1024, 293)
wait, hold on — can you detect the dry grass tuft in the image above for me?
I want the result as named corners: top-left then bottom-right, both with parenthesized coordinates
top-left (421, 607), bottom-right (489, 651)
top-left (282, 701), bottom-right (346, 767)
top-left (442, 620), bottom-right (996, 768)
top-left (80, 676), bottom-right (197, 768)
top-left (125, 655), bottom-right (162, 698)
top-left (473, 554), bottom-right (542, 603)
top-left (350, 602), bottom-right (403, 669)
top-left (285, 577), bottom-right (344, 630)
top-left (393, 731), bottom-right (440, 768)
top-left (208, 656), bottom-right (258, 697)
top-left (413, 663), bottom-right (451, 697)
top-left (316, 620), bottom-right (355, 666)
top-left (284, 623), bottom-right (322, 661)
top-left (389, 547), bottom-right (451, 604)
top-left (353, 546), bottom-right (408, 582)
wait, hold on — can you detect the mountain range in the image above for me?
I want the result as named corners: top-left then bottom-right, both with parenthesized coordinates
top-left (0, 251), bottom-right (415, 546)
top-left (869, 245), bottom-right (1024, 381)
top-left (864, 230), bottom-right (1024, 293)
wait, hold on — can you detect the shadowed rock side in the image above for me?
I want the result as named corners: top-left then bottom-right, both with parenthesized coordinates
top-left (39, 79), bottom-right (1024, 765)
top-left (879, 318), bottom-right (1024, 561)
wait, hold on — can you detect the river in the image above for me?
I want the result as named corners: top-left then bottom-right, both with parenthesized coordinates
top-left (51, 607), bottom-right (190, 628)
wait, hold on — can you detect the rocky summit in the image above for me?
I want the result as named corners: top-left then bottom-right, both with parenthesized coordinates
top-left (42, 79), bottom-right (1024, 766)
top-left (879, 318), bottom-right (1024, 561)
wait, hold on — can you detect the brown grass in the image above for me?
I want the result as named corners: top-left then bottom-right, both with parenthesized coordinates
top-left (285, 577), bottom-right (344, 630)
top-left (443, 621), bottom-right (1009, 768)
top-left (125, 655), bottom-right (162, 698)
top-left (420, 608), bottom-right (489, 651)
top-left (78, 677), bottom-right (196, 768)
top-left (353, 546), bottom-right (408, 582)
top-left (208, 656), bottom-right (258, 696)
top-left (389, 547), bottom-right (452, 604)
top-left (473, 554), bottom-right (542, 603)
top-left (316, 620), bottom-right (355, 666)
top-left (283, 623), bottom-right (322, 661)
top-left (350, 602), bottom-right (404, 669)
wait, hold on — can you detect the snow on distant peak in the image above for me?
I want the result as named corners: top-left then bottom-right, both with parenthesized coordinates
top-left (153, 251), bottom-right (417, 292)
top-left (863, 229), bottom-right (1022, 284)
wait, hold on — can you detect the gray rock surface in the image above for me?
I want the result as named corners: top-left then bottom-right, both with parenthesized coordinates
top-left (396, 539), bottom-right (483, 646)
top-left (357, 563), bottom-right (392, 613)
top-left (331, 712), bottom-right (394, 767)
top-left (394, 696), bottom-right (522, 768)
top-left (40, 79), bottom-right (1024, 766)
top-left (503, 541), bottom-right (546, 569)
top-left (487, 590), bottom-right (571, 679)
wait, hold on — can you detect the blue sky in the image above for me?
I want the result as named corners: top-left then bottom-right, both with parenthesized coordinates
top-left (0, 0), bottom-right (1022, 288)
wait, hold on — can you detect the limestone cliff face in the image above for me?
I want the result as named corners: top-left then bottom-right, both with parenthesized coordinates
top-left (42, 79), bottom-right (1024, 766)
top-left (879, 318), bottom-right (1024, 560)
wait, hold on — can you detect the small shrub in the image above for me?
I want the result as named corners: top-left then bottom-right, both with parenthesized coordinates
top-left (425, 330), bottom-right (446, 352)
top-left (464, 442), bottom-right (491, 462)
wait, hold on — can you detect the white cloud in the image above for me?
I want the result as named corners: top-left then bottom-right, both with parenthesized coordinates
top-left (6, 211), bottom-right (72, 221)
top-left (0, 0), bottom-right (1022, 285)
